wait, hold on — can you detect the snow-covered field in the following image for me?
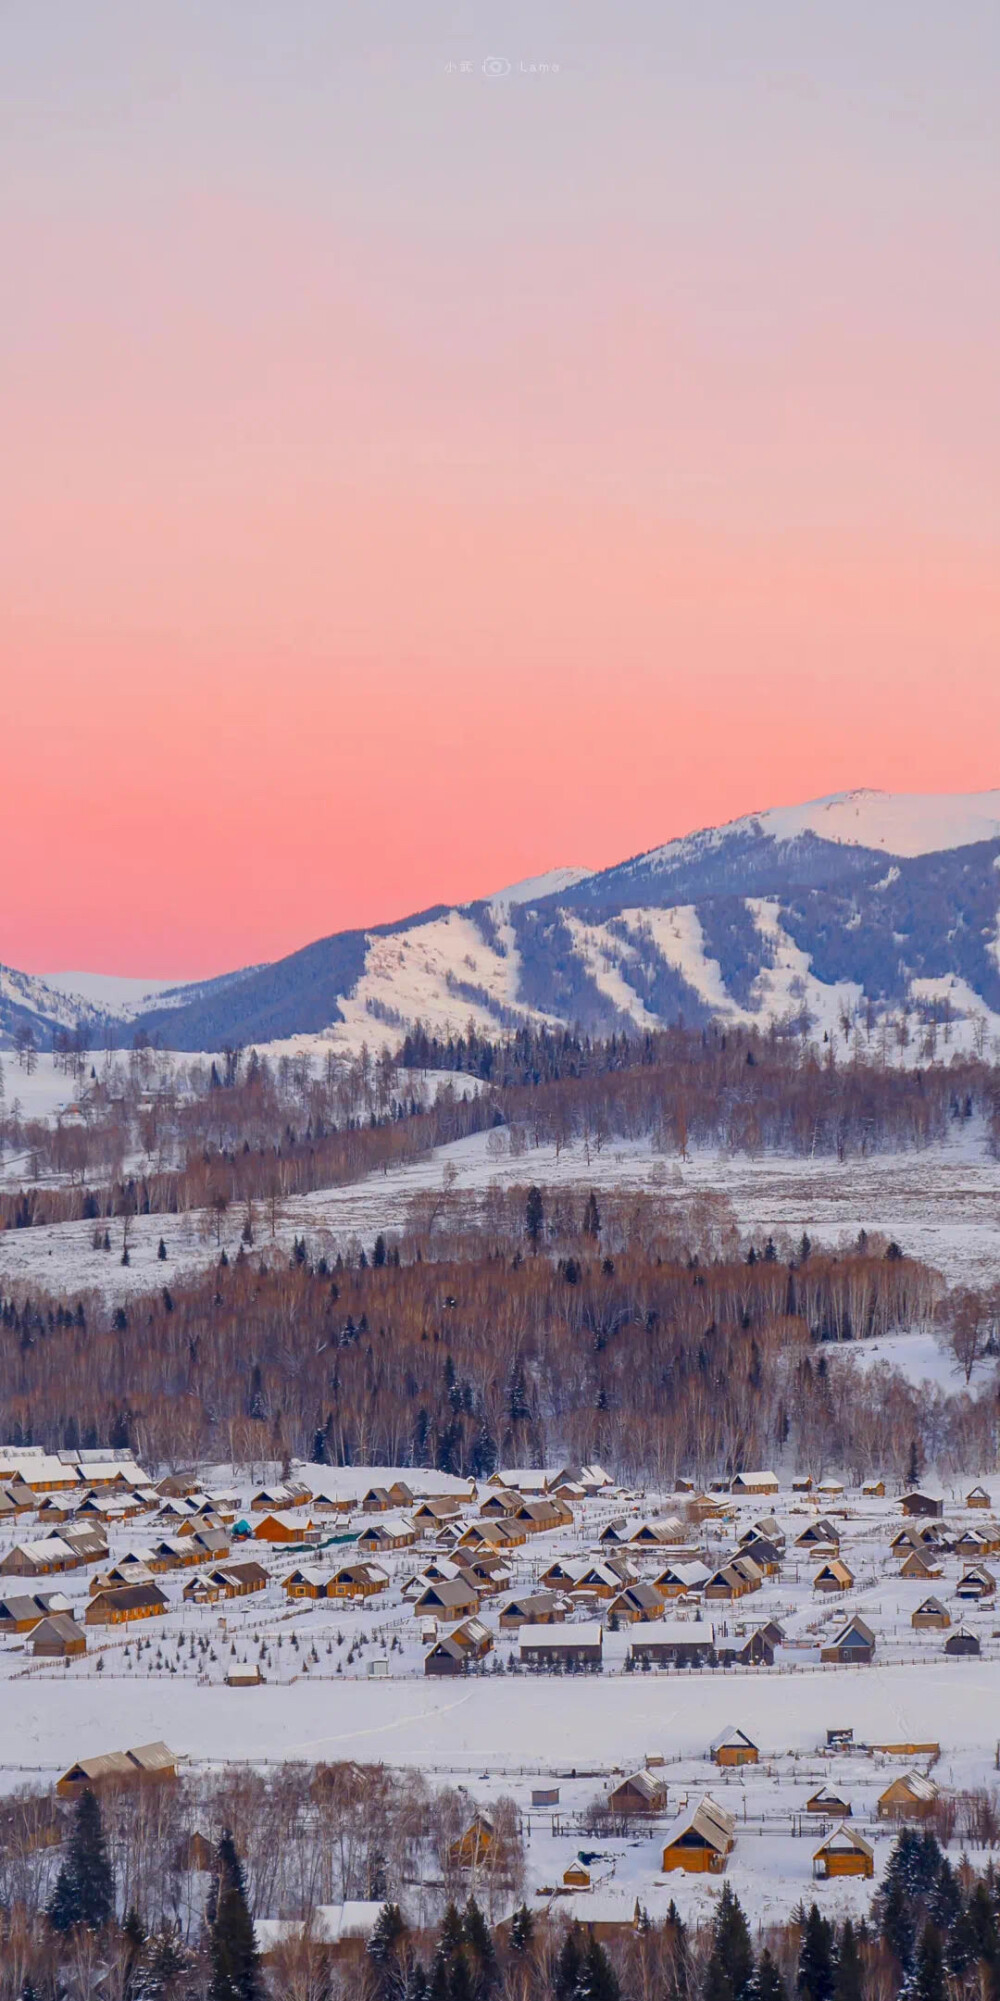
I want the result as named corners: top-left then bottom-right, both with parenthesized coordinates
top-left (2, 1118), bottom-right (999, 1303)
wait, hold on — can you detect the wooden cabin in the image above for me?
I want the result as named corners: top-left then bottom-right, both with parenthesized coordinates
top-left (945, 1626), bottom-right (981, 1657)
top-left (966, 1486), bottom-right (992, 1510)
top-left (805, 1787), bottom-right (852, 1817)
top-left (900, 1492), bottom-right (943, 1519)
top-left (813, 1560), bottom-right (854, 1593)
top-left (607, 1770), bottom-right (668, 1816)
top-left (957, 1565), bottom-right (996, 1601)
top-left (630, 1622), bottom-right (716, 1669)
top-left (899, 1549), bottom-right (942, 1581)
top-left (912, 1596), bottom-right (950, 1630)
top-left (253, 1511), bottom-right (315, 1545)
top-left (661, 1795), bottom-right (735, 1874)
top-left (413, 1579), bottom-right (479, 1624)
top-left (213, 1561), bottom-right (267, 1598)
top-left (862, 1480), bottom-right (886, 1498)
top-left (519, 1622), bottom-right (603, 1668)
top-left (282, 1567), bottom-right (329, 1601)
top-left (608, 1584), bottom-right (664, 1625)
top-left (878, 1772), bottom-right (939, 1822)
top-left (498, 1592), bottom-right (567, 1630)
top-left (732, 1620), bottom-right (785, 1668)
top-left (329, 1563), bottom-right (388, 1599)
top-left (795, 1520), bottom-right (841, 1552)
top-left (448, 1811), bottom-right (506, 1869)
top-left (729, 1471), bottom-right (779, 1496)
top-left (712, 1727), bottom-right (758, 1768)
top-left (424, 1617), bottom-right (493, 1675)
top-left (563, 1861), bottom-right (591, 1889)
top-left (0, 1593), bottom-right (47, 1634)
top-left (85, 1582), bottom-right (169, 1626)
top-left (820, 1616), bottom-right (875, 1665)
top-left (655, 1560), bottom-right (710, 1598)
top-left (57, 1742), bottom-right (177, 1798)
top-left (813, 1826), bottom-right (874, 1880)
top-left (31, 1614), bottom-right (87, 1658)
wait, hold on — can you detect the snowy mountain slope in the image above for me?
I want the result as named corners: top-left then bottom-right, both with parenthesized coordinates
top-left (759, 787), bottom-right (1000, 855)
top-left (5, 790), bottom-right (1000, 1054)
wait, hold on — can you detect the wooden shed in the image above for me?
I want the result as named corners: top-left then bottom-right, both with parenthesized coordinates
top-left (805, 1787), bottom-right (852, 1817)
top-left (944, 1626), bottom-right (981, 1658)
top-left (661, 1795), bottom-right (735, 1874)
top-left (820, 1616), bottom-right (875, 1666)
top-left (813, 1560), bottom-right (854, 1593)
top-left (877, 1772), bottom-right (939, 1822)
top-left (966, 1486), bottom-right (992, 1510)
top-left (607, 1769), bottom-right (668, 1816)
top-left (912, 1596), bottom-right (951, 1631)
top-left (813, 1825), bottom-right (874, 1880)
top-left (712, 1726), bottom-right (758, 1768)
top-left (31, 1614), bottom-right (87, 1658)
top-left (85, 1582), bottom-right (169, 1626)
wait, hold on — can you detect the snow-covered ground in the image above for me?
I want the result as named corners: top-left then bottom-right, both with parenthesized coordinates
top-left (4, 1469), bottom-right (1000, 1921)
top-left (2, 1118), bottom-right (999, 1303)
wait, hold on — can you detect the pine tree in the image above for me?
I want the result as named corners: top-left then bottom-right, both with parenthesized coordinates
top-left (757, 1950), bottom-right (787, 2001)
top-left (48, 1785), bottom-right (114, 1931)
top-left (463, 1896), bottom-right (498, 1992)
top-left (508, 1904), bottom-right (534, 1955)
top-left (210, 1831), bottom-right (261, 2001)
top-left (583, 1191), bottom-right (601, 1239)
top-left (553, 1926), bottom-right (584, 2000)
top-left (576, 1934), bottom-right (620, 1999)
top-left (525, 1186), bottom-right (544, 1250)
top-left (704, 1884), bottom-right (754, 2001)
top-left (914, 1923), bottom-right (946, 2001)
top-left (666, 1902), bottom-right (693, 2001)
top-left (833, 1921), bottom-right (863, 2001)
top-left (798, 1904), bottom-right (835, 2001)
top-left (367, 1901), bottom-right (408, 1990)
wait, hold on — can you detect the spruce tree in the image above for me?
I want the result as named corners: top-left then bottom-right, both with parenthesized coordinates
top-left (757, 1950), bottom-right (788, 2001)
top-left (577, 1934), bottom-right (620, 1999)
top-left (833, 1921), bottom-right (863, 2001)
top-left (914, 1923), bottom-right (946, 2001)
top-left (525, 1186), bottom-right (544, 1250)
top-left (704, 1884), bottom-right (755, 2001)
top-left (667, 1902), bottom-right (693, 2001)
top-left (367, 1901), bottom-right (408, 1993)
top-left (48, 1785), bottom-right (114, 1932)
top-left (798, 1904), bottom-right (835, 2001)
top-left (553, 1925), bottom-right (584, 2001)
top-left (463, 1896), bottom-right (498, 1992)
top-left (210, 1831), bottom-right (261, 2001)
top-left (508, 1903), bottom-right (534, 1955)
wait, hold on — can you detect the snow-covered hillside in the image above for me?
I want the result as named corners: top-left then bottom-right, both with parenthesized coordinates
top-left (6, 788), bottom-right (1000, 1054)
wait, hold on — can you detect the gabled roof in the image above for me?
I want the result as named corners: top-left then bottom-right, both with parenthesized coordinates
top-left (814, 1823), bottom-right (873, 1860)
top-left (662, 1793), bottom-right (735, 1854)
top-left (829, 1615), bottom-right (875, 1647)
top-left (711, 1725), bottom-right (757, 1753)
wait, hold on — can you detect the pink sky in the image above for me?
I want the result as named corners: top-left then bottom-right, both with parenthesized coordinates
top-left (1, 3), bottom-right (997, 976)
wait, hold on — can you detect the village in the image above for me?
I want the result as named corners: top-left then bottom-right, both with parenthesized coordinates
top-left (4, 1442), bottom-right (1000, 1945)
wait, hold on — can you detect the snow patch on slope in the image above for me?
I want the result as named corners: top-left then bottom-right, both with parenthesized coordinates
top-left (559, 916), bottom-right (660, 1029)
top-left (630, 906), bottom-right (736, 1016)
top-left (332, 909), bottom-right (556, 1053)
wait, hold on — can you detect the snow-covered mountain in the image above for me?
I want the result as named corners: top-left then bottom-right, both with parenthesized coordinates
top-left (5, 789), bottom-right (1000, 1056)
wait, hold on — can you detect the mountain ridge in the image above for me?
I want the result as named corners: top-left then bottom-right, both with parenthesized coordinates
top-left (4, 787), bottom-right (1000, 1056)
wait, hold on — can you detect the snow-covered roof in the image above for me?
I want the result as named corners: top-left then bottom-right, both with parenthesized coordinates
top-left (519, 1622), bottom-right (602, 1647)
